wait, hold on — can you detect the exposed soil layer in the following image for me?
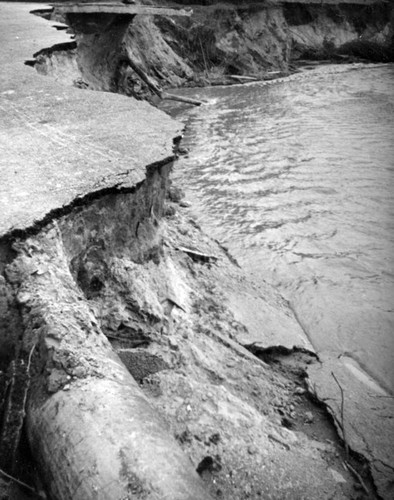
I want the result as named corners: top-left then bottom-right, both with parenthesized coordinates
top-left (0, 192), bottom-right (379, 499)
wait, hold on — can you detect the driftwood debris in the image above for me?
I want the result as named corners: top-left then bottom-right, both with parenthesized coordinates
top-left (162, 92), bottom-right (205, 106)
top-left (177, 245), bottom-right (218, 263)
top-left (331, 372), bottom-right (369, 495)
top-left (0, 467), bottom-right (41, 498)
top-left (0, 346), bottom-right (34, 474)
top-left (265, 70), bottom-right (283, 76)
top-left (344, 461), bottom-right (369, 495)
top-left (331, 371), bottom-right (349, 460)
top-left (228, 74), bottom-right (258, 82)
top-left (125, 50), bottom-right (163, 97)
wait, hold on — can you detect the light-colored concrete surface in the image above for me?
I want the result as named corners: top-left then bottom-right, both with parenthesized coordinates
top-left (55, 2), bottom-right (192, 16)
top-left (0, 2), bottom-right (182, 237)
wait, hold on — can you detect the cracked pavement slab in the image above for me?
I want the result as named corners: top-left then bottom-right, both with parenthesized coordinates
top-left (0, 2), bottom-right (182, 237)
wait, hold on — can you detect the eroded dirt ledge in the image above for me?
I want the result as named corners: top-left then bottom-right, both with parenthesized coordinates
top-left (31, 0), bottom-right (394, 100)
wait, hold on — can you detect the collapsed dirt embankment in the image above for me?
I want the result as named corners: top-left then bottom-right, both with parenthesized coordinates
top-left (1, 178), bottom-right (378, 500)
top-left (1, 2), bottom-right (393, 499)
top-left (1, 173), bottom-right (213, 500)
top-left (33, 0), bottom-right (394, 100)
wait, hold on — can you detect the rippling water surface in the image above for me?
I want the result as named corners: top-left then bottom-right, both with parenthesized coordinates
top-left (171, 65), bottom-right (394, 393)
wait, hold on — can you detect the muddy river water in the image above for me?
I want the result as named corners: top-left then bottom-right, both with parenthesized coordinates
top-left (170, 64), bottom-right (394, 396)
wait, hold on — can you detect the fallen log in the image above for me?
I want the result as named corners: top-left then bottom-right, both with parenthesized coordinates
top-left (123, 51), bottom-right (204, 106)
top-left (0, 467), bottom-right (40, 497)
top-left (8, 228), bottom-right (212, 500)
top-left (125, 49), bottom-right (163, 97)
top-left (161, 92), bottom-right (205, 106)
top-left (228, 75), bottom-right (258, 82)
top-left (177, 245), bottom-right (218, 262)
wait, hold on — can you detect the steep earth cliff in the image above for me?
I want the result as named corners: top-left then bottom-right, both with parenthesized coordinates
top-left (34, 0), bottom-right (394, 100)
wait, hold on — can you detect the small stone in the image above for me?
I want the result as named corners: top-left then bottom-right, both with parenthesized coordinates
top-left (209, 433), bottom-right (221, 445)
top-left (168, 337), bottom-right (179, 350)
top-left (281, 417), bottom-right (294, 429)
top-left (63, 384), bottom-right (70, 391)
top-left (178, 226), bottom-right (189, 235)
top-left (305, 411), bottom-right (314, 423)
top-left (72, 366), bottom-right (87, 378)
top-left (168, 185), bottom-right (185, 203)
top-left (177, 146), bottom-right (189, 155)
top-left (247, 445), bottom-right (258, 455)
top-left (294, 386), bottom-right (305, 395)
top-left (329, 468), bottom-right (347, 484)
top-left (164, 204), bottom-right (176, 217)
top-left (179, 200), bottom-right (191, 208)
top-left (244, 484), bottom-right (252, 496)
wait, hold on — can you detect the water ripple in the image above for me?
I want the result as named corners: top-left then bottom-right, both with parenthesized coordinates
top-left (172, 64), bottom-right (394, 392)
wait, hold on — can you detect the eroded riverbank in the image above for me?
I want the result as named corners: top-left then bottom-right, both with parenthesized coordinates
top-left (0, 2), bottom-right (393, 499)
